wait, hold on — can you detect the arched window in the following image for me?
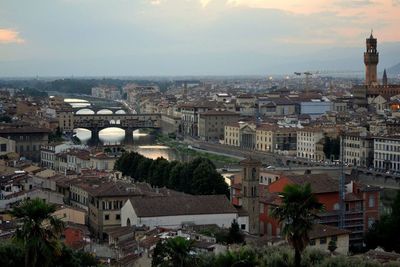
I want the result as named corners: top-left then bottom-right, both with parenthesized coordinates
top-left (126, 218), bottom-right (131, 227)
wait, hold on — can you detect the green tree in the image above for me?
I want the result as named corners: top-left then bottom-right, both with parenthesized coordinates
top-left (328, 240), bottom-right (337, 254)
top-left (271, 183), bottom-right (324, 267)
top-left (0, 115), bottom-right (12, 123)
top-left (323, 136), bottom-right (340, 160)
top-left (11, 198), bottom-right (65, 267)
top-left (0, 242), bottom-right (25, 267)
top-left (227, 219), bottom-right (244, 244)
top-left (52, 245), bottom-right (98, 267)
top-left (365, 191), bottom-right (400, 253)
top-left (152, 237), bottom-right (194, 267)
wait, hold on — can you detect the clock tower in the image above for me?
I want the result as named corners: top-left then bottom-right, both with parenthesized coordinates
top-left (364, 31), bottom-right (379, 86)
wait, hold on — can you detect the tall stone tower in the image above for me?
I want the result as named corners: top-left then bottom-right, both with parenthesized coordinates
top-left (364, 32), bottom-right (379, 86)
top-left (240, 158), bottom-right (260, 235)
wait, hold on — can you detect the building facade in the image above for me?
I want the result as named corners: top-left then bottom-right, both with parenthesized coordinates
top-left (343, 132), bottom-right (374, 168)
top-left (225, 122), bottom-right (297, 154)
top-left (198, 110), bottom-right (240, 141)
top-left (373, 136), bottom-right (400, 173)
top-left (0, 136), bottom-right (15, 156)
top-left (0, 127), bottom-right (50, 162)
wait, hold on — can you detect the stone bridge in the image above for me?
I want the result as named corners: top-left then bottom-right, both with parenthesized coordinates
top-left (73, 106), bottom-right (127, 114)
top-left (73, 113), bottom-right (161, 142)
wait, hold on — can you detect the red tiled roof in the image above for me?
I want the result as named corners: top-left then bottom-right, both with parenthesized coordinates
top-left (129, 195), bottom-right (237, 217)
top-left (309, 224), bottom-right (351, 239)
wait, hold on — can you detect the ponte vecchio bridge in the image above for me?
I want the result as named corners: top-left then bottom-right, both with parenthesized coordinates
top-left (73, 113), bottom-right (161, 143)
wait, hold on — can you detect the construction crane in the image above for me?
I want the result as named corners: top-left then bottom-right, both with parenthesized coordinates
top-left (294, 70), bottom-right (364, 94)
top-left (294, 71), bottom-right (313, 95)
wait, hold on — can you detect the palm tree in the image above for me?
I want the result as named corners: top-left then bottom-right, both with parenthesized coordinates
top-left (271, 183), bottom-right (323, 267)
top-left (152, 237), bottom-right (194, 267)
top-left (164, 237), bottom-right (194, 267)
top-left (11, 198), bottom-right (65, 267)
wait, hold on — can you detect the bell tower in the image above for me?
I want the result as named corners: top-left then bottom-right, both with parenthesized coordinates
top-left (240, 158), bottom-right (260, 235)
top-left (364, 31), bottom-right (379, 86)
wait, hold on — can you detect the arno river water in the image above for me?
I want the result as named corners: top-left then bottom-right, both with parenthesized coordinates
top-left (65, 98), bottom-right (182, 161)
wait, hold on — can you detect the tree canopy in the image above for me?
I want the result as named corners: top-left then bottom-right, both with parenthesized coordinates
top-left (365, 190), bottom-right (400, 253)
top-left (152, 237), bottom-right (195, 267)
top-left (9, 198), bottom-right (98, 267)
top-left (271, 183), bottom-right (324, 267)
top-left (114, 152), bottom-right (229, 196)
top-left (323, 136), bottom-right (340, 161)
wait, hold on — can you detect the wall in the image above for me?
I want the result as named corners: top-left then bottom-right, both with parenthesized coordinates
top-left (53, 207), bottom-right (86, 225)
top-left (121, 200), bottom-right (240, 229)
top-left (0, 137), bottom-right (15, 155)
top-left (310, 234), bottom-right (349, 255)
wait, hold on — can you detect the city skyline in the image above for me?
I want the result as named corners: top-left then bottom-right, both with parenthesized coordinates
top-left (1, 0), bottom-right (400, 76)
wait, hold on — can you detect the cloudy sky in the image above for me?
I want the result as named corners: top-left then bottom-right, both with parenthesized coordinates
top-left (1, 0), bottom-right (400, 77)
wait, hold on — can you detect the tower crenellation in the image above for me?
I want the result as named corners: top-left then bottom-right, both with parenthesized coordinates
top-left (364, 32), bottom-right (379, 86)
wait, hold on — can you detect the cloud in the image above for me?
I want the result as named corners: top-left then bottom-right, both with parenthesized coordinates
top-left (334, 0), bottom-right (375, 8)
top-left (0, 29), bottom-right (24, 44)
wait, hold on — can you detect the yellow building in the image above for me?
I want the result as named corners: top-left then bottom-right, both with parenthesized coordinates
top-left (56, 105), bottom-right (74, 132)
top-left (309, 224), bottom-right (350, 255)
top-left (53, 205), bottom-right (86, 225)
top-left (224, 122), bottom-right (297, 154)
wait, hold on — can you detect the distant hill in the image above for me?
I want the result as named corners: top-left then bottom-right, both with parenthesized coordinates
top-left (388, 62), bottom-right (400, 76)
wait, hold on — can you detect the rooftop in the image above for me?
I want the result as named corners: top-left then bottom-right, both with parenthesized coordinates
top-left (309, 224), bottom-right (351, 239)
top-left (129, 195), bottom-right (237, 217)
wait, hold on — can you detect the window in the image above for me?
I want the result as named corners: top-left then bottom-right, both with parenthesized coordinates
top-left (369, 195), bottom-right (375, 208)
top-left (333, 203), bottom-right (340, 210)
top-left (116, 214), bottom-right (121, 220)
top-left (309, 239), bottom-right (316, 246)
top-left (0, 144), bottom-right (6, 152)
top-left (331, 236), bottom-right (337, 242)
top-left (368, 217), bottom-right (375, 228)
top-left (320, 237), bottom-right (327, 244)
top-left (105, 214), bottom-right (109, 220)
top-left (241, 224), bottom-right (246, 230)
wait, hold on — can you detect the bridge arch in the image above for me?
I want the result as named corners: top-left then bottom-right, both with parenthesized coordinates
top-left (115, 110), bottom-right (126, 114)
top-left (97, 109), bottom-right (113, 115)
top-left (76, 108), bottom-right (95, 115)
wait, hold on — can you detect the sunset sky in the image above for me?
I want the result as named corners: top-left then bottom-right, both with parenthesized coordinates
top-left (1, 0), bottom-right (399, 76)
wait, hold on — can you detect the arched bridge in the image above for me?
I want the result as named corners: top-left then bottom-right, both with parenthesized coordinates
top-left (73, 106), bottom-right (127, 114)
top-left (73, 113), bottom-right (161, 142)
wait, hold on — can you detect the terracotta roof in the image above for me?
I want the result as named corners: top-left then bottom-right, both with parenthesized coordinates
top-left (309, 224), bottom-right (350, 239)
top-left (129, 195), bottom-right (237, 217)
top-left (0, 127), bottom-right (50, 134)
top-left (105, 226), bottom-right (135, 238)
top-left (199, 110), bottom-right (238, 116)
top-left (284, 174), bottom-right (339, 194)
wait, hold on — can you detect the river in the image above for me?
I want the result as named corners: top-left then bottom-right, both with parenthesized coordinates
top-left (67, 98), bottom-right (182, 161)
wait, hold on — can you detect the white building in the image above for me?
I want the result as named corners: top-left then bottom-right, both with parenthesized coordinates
top-left (374, 136), bottom-right (400, 173)
top-left (343, 132), bottom-right (374, 168)
top-left (40, 143), bottom-right (86, 170)
top-left (296, 128), bottom-right (325, 161)
top-left (121, 195), bottom-right (248, 231)
top-left (0, 136), bottom-right (15, 156)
